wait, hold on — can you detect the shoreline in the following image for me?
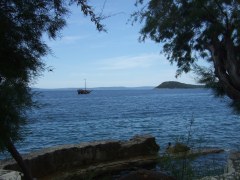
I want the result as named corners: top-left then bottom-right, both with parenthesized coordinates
top-left (1, 135), bottom-right (238, 179)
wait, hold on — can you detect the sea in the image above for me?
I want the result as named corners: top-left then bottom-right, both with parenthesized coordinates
top-left (1, 88), bottom-right (240, 160)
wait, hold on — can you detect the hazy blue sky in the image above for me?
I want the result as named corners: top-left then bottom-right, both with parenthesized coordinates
top-left (34, 0), bottom-right (198, 89)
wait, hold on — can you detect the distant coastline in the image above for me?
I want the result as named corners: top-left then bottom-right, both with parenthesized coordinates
top-left (155, 81), bottom-right (204, 89)
top-left (32, 82), bottom-right (205, 91)
top-left (32, 86), bottom-right (155, 91)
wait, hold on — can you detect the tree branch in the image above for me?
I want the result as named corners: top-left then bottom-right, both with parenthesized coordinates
top-left (213, 0), bottom-right (230, 33)
top-left (201, 4), bottom-right (218, 24)
top-left (73, 0), bottom-right (106, 32)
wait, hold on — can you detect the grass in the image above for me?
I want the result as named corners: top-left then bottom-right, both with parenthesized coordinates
top-left (157, 116), bottom-right (226, 179)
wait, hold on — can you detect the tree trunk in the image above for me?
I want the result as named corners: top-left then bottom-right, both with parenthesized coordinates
top-left (225, 37), bottom-right (240, 90)
top-left (4, 138), bottom-right (33, 180)
top-left (210, 45), bottom-right (240, 101)
top-left (215, 64), bottom-right (240, 100)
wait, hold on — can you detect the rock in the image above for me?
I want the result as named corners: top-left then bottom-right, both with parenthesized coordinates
top-left (166, 142), bottom-right (190, 154)
top-left (165, 141), bottom-right (224, 158)
top-left (190, 148), bottom-right (224, 156)
top-left (200, 151), bottom-right (240, 180)
top-left (0, 135), bottom-right (159, 179)
top-left (0, 170), bottom-right (22, 180)
top-left (118, 169), bottom-right (176, 180)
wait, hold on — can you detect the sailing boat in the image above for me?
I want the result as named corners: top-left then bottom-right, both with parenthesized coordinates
top-left (77, 79), bottom-right (91, 94)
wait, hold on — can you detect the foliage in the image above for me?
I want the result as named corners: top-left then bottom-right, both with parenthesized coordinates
top-left (0, 83), bottom-right (32, 151)
top-left (0, 0), bottom-right (104, 151)
top-left (193, 65), bottom-right (226, 97)
top-left (132, 0), bottom-right (240, 101)
top-left (158, 117), bottom-right (225, 179)
top-left (159, 118), bottom-right (194, 179)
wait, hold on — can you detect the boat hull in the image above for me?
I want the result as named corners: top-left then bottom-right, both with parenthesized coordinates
top-left (77, 89), bottom-right (91, 94)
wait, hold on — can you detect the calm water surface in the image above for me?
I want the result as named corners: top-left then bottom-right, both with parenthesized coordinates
top-left (1, 89), bottom-right (240, 159)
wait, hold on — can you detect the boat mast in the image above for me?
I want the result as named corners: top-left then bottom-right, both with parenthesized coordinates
top-left (84, 79), bottom-right (86, 91)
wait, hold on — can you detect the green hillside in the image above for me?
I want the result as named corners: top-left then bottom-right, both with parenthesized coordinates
top-left (156, 81), bottom-right (204, 89)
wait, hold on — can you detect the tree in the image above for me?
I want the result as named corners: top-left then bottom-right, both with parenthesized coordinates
top-left (0, 0), bottom-right (104, 179)
top-left (132, 0), bottom-right (240, 102)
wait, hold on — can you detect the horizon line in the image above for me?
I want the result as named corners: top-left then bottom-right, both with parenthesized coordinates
top-left (32, 86), bottom-right (156, 90)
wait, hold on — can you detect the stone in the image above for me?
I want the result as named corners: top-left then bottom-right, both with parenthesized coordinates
top-left (0, 135), bottom-right (159, 179)
top-left (165, 142), bottom-right (224, 158)
top-left (166, 142), bottom-right (190, 154)
top-left (0, 170), bottom-right (22, 180)
top-left (200, 151), bottom-right (240, 180)
top-left (118, 169), bottom-right (176, 180)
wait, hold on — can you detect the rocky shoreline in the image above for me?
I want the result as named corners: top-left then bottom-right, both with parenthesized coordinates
top-left (0, 135), bottom-right (239, 179)
top-left (0, 135), bottom-right (160, 179)
top-left (201, 152), bottom-right (240, 180)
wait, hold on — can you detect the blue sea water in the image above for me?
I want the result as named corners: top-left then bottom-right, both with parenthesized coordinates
top-left (1, 89), bottom-right (240, 159)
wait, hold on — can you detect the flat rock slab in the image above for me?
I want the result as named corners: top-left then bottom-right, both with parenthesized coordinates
top-left (166, 148), bottom-right (224, 158)
top-left (43, 156), bottom-right (159, 180)
top-left (0, 135), bottom-right (159, 179)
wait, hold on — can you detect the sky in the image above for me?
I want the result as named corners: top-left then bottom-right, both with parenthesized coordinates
top-left (34, 0), bottom-right (199, 89)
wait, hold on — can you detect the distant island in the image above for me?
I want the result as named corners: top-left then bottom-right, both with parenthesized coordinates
top-left (155, 81), bottom-right (204, 89)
